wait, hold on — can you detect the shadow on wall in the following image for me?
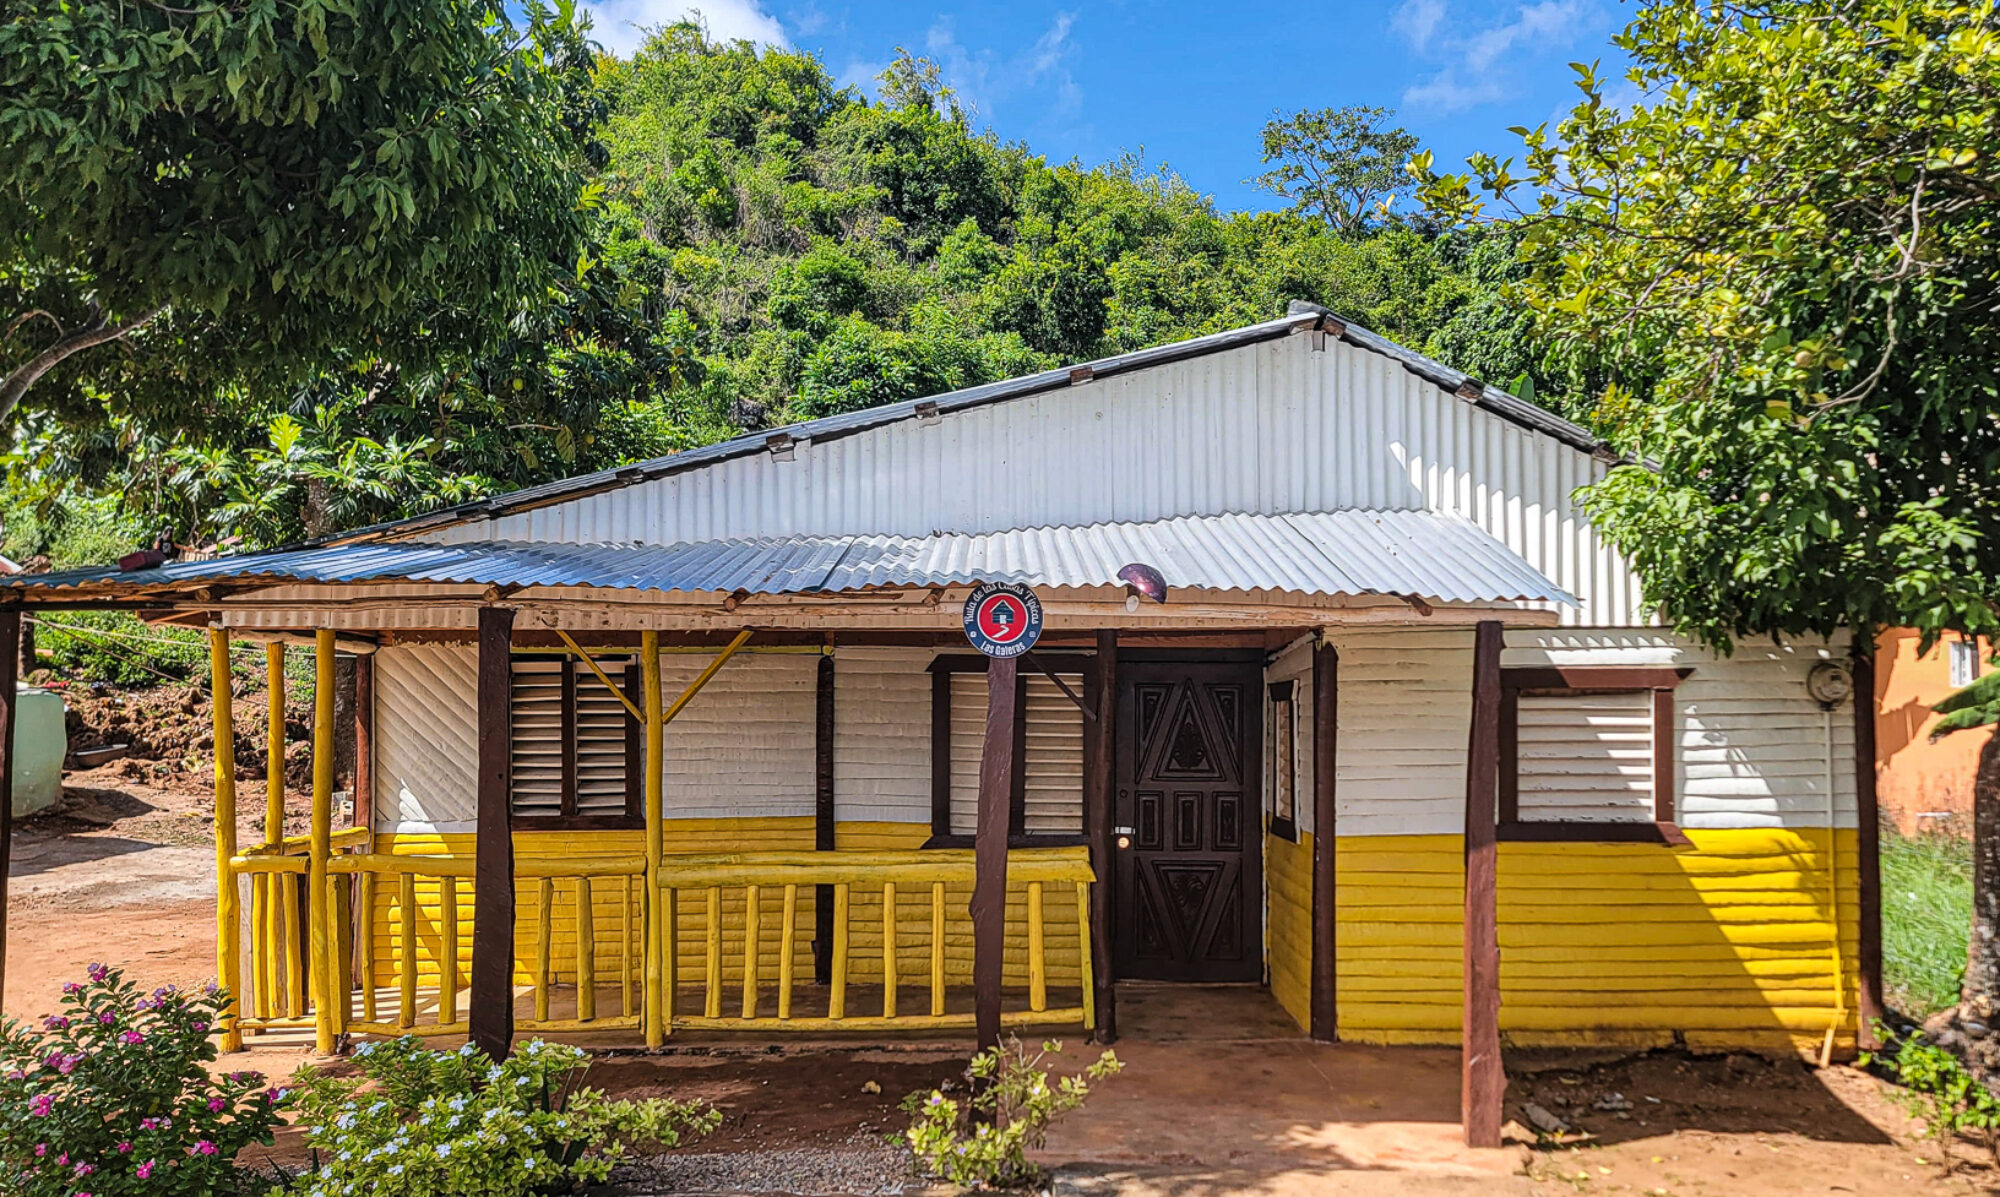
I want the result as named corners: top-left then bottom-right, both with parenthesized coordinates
top-left (1875, 628), bottom-right (1988, 835)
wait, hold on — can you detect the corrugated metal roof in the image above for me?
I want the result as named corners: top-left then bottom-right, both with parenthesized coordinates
top-left (294, 306), bottom-right (1609, 549)
top-left (6, 509), bottom-right (1575, 606)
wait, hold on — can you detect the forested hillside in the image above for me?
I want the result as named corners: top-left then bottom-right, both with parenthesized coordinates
top-left (5, 21), bottom-right (1568, 561)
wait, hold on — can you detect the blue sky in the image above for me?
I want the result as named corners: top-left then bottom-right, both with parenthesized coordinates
top-left (580, 0), bottom-right (1631, 211)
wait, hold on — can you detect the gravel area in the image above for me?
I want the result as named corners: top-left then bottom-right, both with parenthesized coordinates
top-left (617, 1136), bottom-right (935, 1195)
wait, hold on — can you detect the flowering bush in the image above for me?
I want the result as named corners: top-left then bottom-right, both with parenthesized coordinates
top-left (0, 964), bottom-right (284, 1197)
top-left (902, 1037), bottom-right (1121, 1188)
top-left (286, 1036), bottom-right (715, 1196)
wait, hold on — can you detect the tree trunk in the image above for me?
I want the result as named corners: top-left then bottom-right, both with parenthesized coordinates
top-left (1964, 726), bottom-right (2000, 1018)
top-left (0, 305), bottom-right (164, 424)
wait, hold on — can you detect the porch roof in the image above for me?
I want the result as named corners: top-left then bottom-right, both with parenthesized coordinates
top-left (3, 508), bottom-right (1576, 607)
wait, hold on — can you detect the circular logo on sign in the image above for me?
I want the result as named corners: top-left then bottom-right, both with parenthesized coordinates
top-left (962, 581), bottom-right (1043, 658)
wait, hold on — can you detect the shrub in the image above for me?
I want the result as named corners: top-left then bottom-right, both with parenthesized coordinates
top-left (0, 965), bottom-right (285, 1197)
top-left (902, 1037), bottom-right (1121, 1188)
top-left (32, 611), bottom-right (209, 687)
top-left (1863, 1025), bottom-right (2000, 1165)
top-left (285, 1036), bottom-right (716, 1196)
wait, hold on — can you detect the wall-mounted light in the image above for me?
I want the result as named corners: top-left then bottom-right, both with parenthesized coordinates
top-left (1118, 562), bottom-right (1167, 613)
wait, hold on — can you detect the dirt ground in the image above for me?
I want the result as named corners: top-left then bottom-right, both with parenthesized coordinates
top-left (7, 760), bottom-right (1999, 1195)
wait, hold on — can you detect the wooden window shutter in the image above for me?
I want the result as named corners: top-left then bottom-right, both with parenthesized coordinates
top-left (509, 656), bottom-right (642, 828)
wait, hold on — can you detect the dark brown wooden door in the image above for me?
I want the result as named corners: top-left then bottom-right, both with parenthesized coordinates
top-left (1113, 659), bottom-right (1262, 982)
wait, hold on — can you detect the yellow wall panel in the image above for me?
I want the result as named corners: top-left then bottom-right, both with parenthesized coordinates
top-left (1265, 827), bottom-right (1313, 1031)
top-left (1334, 828), bottom-right (1861, 1054)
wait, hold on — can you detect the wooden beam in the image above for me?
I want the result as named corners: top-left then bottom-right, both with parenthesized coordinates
top-left (972, 654), bottom-right (1019, 1054)
top-left (470, 607), bottom-right (517, 1059)
top-left (0, 610), bottom-right (19, 1011)
top-left (1852, 642), bottom-right (1885, 1048)
top-left (353, 654), bottom-right (374, 836)
top-left (815, 651), bottom-right (836, 985)
top-left (1085, 630), bottom-right (1117, 1043)
top-left (1462, 620), bottom-right (1504, 1148)
top-left (1311, 637), bottom-right (1338, 1042)
top-left (641, 629), bottom-right (665, 1046)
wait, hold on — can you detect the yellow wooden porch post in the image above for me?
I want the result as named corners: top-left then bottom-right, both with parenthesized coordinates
top-left (255, 643), bottom-right (284, 1025)
top-left (309, 630), bottom-right (336, 1053)
top-left (208, 627), bottom-right (243, 1052)
top-left (641, 629), bottom-right (665, 1046)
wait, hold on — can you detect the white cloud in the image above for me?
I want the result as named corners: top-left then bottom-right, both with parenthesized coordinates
top-left (583, 0), bottom-right (788, 56)
top-left (917, 11), bottom-right (1081, 122)
top-left (1391, 0), bottom-right (1447, 51)
top-left (1398, 0), bottom-right (1597, 115)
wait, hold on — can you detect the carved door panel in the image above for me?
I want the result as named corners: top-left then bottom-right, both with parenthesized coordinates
top-left (1113, 660), bottom-right (1263, 982)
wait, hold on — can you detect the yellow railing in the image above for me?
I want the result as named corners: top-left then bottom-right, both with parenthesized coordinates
top-left (207, 625), bottom-right (1094, 1053)
top-left (657, 847), bottom-right (1095, 1034)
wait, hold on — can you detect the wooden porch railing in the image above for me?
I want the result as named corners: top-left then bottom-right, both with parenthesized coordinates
top-left (656, 847), bottom-right (1095, 1034)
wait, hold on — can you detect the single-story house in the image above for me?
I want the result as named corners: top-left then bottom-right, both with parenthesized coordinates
top-left (0, 303), bottom-right (1882, 1146)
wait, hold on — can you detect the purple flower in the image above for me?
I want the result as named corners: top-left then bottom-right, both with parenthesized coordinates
top-left (115, 1142), bottom-right (131, 1154)
top-left (87, 963), bottom-right (109, 982)
top-left (138, 1118), bottom-right (160, 1132)
top-left (191, 1020), bottom-right (208, 1033)
top-left (29, 1094), bottom-right (53, 1117)
top-left (73, 1162), bottom-right (94, 1177)
top-left (207, 1097), bottom-right (225, 1113)
top-left (42, 1016), bottom-right (68, 1031)
top-left (118, 1031), bottom-right (143, 1046)
top-left (62, 982), bottom-right (82, 996)
top-left (135, 1160), bottom-right (154, 1180)
top-left (33, 1144), bottom-right (46, 1157)
top-left (188, 1140), bottom-right (217, 1157)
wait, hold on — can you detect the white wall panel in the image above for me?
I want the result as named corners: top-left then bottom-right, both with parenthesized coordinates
top-left (374, 644), bottom-right (478, 831)
top-left (831, 647), bottom-right (931, 824)
top-left (430, 335), bottom-right (1645, 625)
top-left (658, 652), bottom-right (817, 820)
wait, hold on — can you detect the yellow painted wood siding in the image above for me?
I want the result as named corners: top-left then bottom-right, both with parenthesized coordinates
top-left (1335, 828), bottom-right (1861, 1053)
top-left (367, 819), bottom-right (1084, 991)
top-left (1266, 827), bottom-right (1312, 1031)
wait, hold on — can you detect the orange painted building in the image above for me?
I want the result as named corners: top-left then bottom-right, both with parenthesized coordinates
top-left (1875, 628), bottom-right (1991, 835)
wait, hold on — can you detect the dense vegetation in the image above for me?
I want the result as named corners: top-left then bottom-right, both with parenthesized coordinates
top-left (4, 19), bottom-right (1560, 558)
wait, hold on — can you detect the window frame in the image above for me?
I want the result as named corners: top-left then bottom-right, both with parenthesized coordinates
top-left (1951, 638), bottom-right (1982, 689)
top-left (1266, 679), bottom-right (1299, 843)
top-left (926, 653), bottom-right (1094, 849)
top-left (508, 654), bottom-right (645, 832)
top-left (1497, 666), bottom-right (1694, 846)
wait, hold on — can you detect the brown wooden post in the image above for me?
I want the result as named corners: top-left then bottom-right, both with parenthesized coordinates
top-left (813, 650), bottom-right (836, 984)
top-left (1084, 630), bottom-right (1117, 1042)
top-left (972, 654), bottom-right (1019, 1054)
top-left (1852, 641), bottom-right (1884, 1047)
top-left (353, 655), bottom-right (374, 833)
top-left (1310, 636), bottom-right (1339, 1041)
top-left (1462, 620), bottom-right (1504, 1147)
top-left (0, 609), bottom-right (19, 1009)
top-left (469, 607), bottom-right (516, 1059)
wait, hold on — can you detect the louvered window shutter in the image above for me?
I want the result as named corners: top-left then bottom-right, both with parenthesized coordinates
top-left (509, 656), bottom-right (641, 826)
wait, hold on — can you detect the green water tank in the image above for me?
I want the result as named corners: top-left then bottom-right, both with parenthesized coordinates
top-left (14, 686), bottom-right (65, 817)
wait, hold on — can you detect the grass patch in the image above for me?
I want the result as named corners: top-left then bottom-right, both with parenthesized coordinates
top-left (1883, 829), bottom-right (1973, 1018)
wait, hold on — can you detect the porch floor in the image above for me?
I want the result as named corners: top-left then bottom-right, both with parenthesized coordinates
top-left (1038, 982), bottom-right (1523, 1183)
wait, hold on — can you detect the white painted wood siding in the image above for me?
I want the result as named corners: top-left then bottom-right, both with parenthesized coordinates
top-left (375, 644), bottom-right (478, 832)
top-left (658, 653), bottom-right (816, 821)
top-left (830, 647), bottom-right (931, 824)
top-left (430, 335), bottom-right (1644, 625)
top-left (1514, 692), bottom-right (1655, 822)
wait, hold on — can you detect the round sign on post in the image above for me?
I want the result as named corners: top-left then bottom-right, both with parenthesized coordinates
top-left (962, 581), bottom-right (1043, 658)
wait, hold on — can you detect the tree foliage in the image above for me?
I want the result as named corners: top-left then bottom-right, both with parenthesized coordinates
top-left (1253, 105), bottom-right (1421, 235)
top-left (0, 0), bottom-right (600, 431)
top-left (1416, 0), bottom-right (2000, 652)
top-left (7, 22), bottom-right (1565, 551)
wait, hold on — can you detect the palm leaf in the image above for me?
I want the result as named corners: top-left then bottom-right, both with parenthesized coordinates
top-left (1931, 671), bottom-right (2000, 739)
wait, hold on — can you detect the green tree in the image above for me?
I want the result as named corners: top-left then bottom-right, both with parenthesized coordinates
top-left (1253, 105), bottom-right (1420, 235)
top-left (0, 0), bottom-right (598, 427)
top-left (1417, 0), bottom-right (2000, 1018)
